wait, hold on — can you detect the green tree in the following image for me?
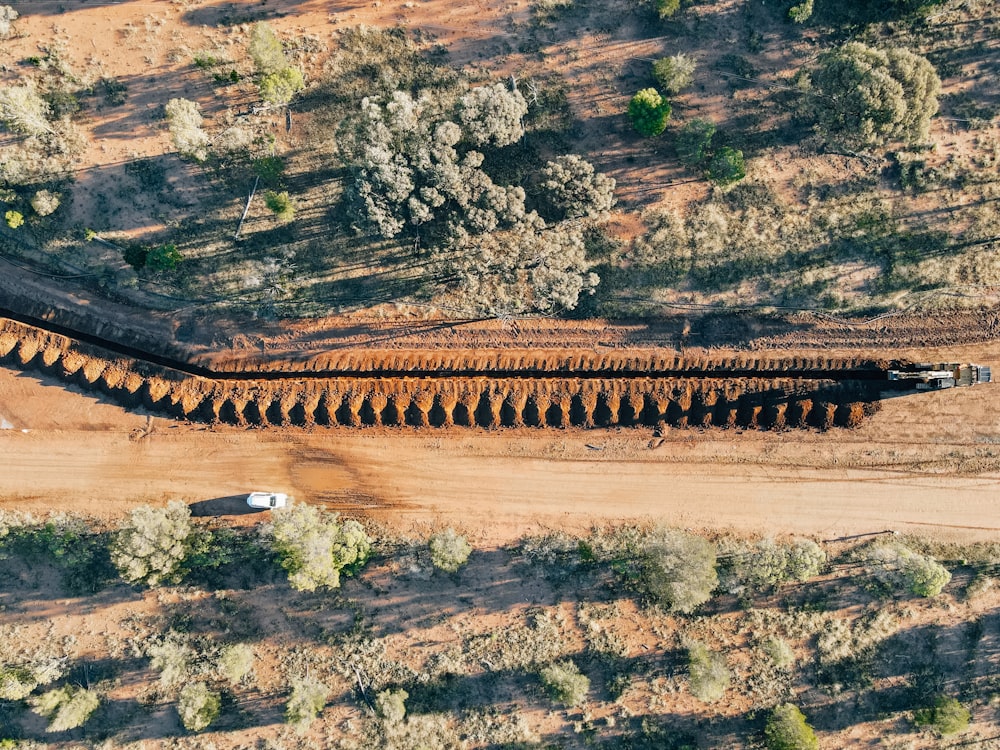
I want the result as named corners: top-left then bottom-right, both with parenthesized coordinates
top-left (656, 0), bottom-right (680, 18)
top-left (248, 22), bottom-right (287, 75)
top-left (867, 540), bottom-right (951, 597)
top-left (177, 682), bottom-right (220, 732)
top-left (538, 154), bottom-right (616, 221)
top-left (110, 501), bottom-right (200, 587)
top-left (638, 528), bottom-right (718, 613)
top-left (652, 53), bottom-right (696, 95)
top-left (146, 243), bottom-right (182, 271)
top-left (708, 146), bottom-right (746, 186)
top-left (165, 98), bottom-right (209, 162)
top-left (539, 660), bottom-right (590, 707)
top-left (429, 528), bottom-right (472, 573)
top-left (628, 88), bottom-right (671, 137)
top-left (4, 209), bottom-right (23, 229)
top-left (914, 695), bottom-right (970, 736)
top-left (687, 641), bottom-right (729, 702)
top-left (766, 703), bottom-right (819, 750)
top-left (808, 42), bottom-right (940, 148)
top-left (285, 675), bottom-right (329, 733)
top-left (268, 504), bottom-right (372, 591)
top-left (260, 67), bottom-right (305, 105)
top-left (29, 686), bottom-right (100, 732)
top-left (676, 118), bottom-right (715, 167)
top-left (788, 0), bottom-right (814, 22)
top-left (265, 190), bottom-right (296, 222)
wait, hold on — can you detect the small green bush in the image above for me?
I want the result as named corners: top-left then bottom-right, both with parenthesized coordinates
top-left (656, 0), bottom-right (680, 18)
top-left (788, 0), bottom-right (813, 22)
top-left (687, 642), bottom-right (729, 702)
top-left (708, 147), bottom-right (746, 186)
top-left (676, 119), bottom-right (716, 167)
top-left (652, 54), bottom-right (696, 95)
top-left (146, 243), bottom-right (182, 271)
top-left (539, 660), bottom-right (590, 707)
top-left (765, 703), bottom-right (819, 750)
top-left (285, 675), bottom-right (329, 733)
top-left (628, 88), bottom-right (671, 137)
top-left (4, 210), bottom-right (23, 229)
top-left (216, 643), bottom-right (254, 686)
top-left (429, 528), bottom-right (473, 573)
top-left (177, 682), bottom-right (220, 732)
top-left (914, 695), bottom-right (970, 736)
top-left (264, 190), bottom-right (296, 222)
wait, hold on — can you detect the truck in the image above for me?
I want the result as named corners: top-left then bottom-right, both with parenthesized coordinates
top-left (887, 363), bottom-right (992, 391)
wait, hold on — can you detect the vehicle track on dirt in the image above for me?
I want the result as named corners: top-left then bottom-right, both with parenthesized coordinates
top-left (0, 313), bottom-right (887, 430)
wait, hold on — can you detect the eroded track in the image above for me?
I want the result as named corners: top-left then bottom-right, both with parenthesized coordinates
top-left (0, 316), bottom-right (884, 430)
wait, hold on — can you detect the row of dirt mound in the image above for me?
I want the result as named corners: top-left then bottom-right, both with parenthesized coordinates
top-left (0, 317), bottom-right (881, 430)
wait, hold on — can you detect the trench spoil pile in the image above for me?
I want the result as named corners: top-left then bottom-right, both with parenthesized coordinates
top-left (0, 317), bottom-right (880, 430)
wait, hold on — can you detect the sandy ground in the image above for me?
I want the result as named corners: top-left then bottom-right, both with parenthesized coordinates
top-left (2, 364), bottom-right (998, 543)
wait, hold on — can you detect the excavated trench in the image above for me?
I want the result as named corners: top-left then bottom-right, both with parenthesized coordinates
top-left (0, 316), bottom-right (883, 430)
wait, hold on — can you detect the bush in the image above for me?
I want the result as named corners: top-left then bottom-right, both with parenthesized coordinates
top-left (0, 5), bottom-right (17, 40)
top-left (147, 631), bottom-right (194, 689)
top-left (676, 119), bottom-right (715, 167)
top-left (539, 660), bottom-right (590, 707)
top-left (165, 98), bottom-right (209, 162)
top-left (763, 637), bottom-right (795, 669)
top-left (788, 0), bottom-right (813, 22)
top-left (708, 147), bottom-right (746, 186)
top-left (765, 703), bottom-right (819, 750)
top-left (177, 682), bottom-right (220, 732)
top-left (216, 643), bottom-right (254, 686)
top-left (686, 642), bottom-right (729, 702)
top-left (30, 190), bottom-right (60, 217)
top-left (29, 686), bottom-right (100, 732)
top-left (4, 210), bottom-right (23, 229)
top-left (914, 695), bottom-right (970, 736)
top-left (264, 190), bottom-right (296, 222)
top-left (429, 528), bottom-right (473, 573)
top-left (375, 688), bottom-right (408, 724)
top-left (146, 243), bottom-right (182, 272)
top-left (725, 538), bottom-right (826, 595)
top-left (248, 22), bottom-right (287, 75)
top-left (628, 88), bottom-right (671, 137)
top-left (652, 54), bottom-right (696, 95)
top-left (637, 528), bottom-right (718, 613)
top-left (285, 675), bottom-right (329, 733)
top-left (110, 501), bottom-right (201, 587)
top-left (656, 0), bottom-right (680, 18)
top-left (260, 67), bottom-right (305, 105)
top-left (268, 504), bottom-right (372, 591)
top-left (867, 540), bottom-right (951, 597)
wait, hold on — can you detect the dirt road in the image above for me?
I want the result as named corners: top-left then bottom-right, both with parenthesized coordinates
top-left (2, 366), bottom-right (998, 543)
